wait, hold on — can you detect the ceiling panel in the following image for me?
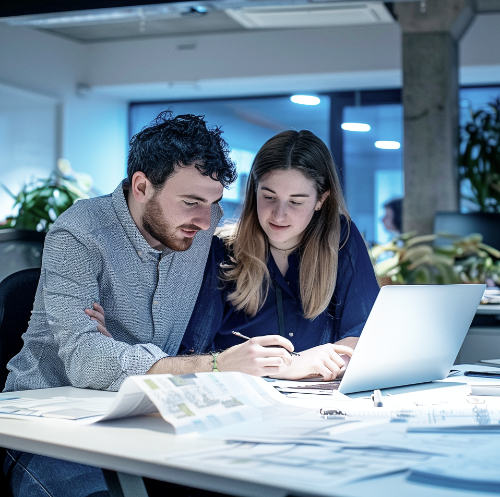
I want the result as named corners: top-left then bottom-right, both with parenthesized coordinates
top-left (38, 10), bottom-right (244, 42)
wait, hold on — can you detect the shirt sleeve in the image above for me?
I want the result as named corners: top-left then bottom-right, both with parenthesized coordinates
top-left (331, 221), bottom-right (380, 341)
top-left (43, 227), bottom-right (167, 391)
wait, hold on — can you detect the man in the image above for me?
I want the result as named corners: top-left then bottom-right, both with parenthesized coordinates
top-left (5, 111), bottom-right (237, 393)
top-left (3, 111), bottom-right (238, 496)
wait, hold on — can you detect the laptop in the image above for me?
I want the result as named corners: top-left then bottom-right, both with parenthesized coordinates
top-left (336, 284), bottom-right (485, 394)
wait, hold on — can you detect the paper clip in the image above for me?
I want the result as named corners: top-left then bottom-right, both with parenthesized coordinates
top-left (319, 408), bottom-right (347, 419)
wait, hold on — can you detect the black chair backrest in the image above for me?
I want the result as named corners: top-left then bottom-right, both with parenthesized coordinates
top-left (0, 268), bottom-right (41, 389)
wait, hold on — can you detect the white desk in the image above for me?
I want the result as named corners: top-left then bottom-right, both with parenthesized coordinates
top-left (1, 368), bottom-right (500, 497)
top-left (0, 387), bottom-right (293, 497)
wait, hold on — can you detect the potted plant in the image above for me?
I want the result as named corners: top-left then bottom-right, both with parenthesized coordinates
top-left (370, 232), bottom-right (500, 286)
top-left (1, 159), bottom-right (94, 232)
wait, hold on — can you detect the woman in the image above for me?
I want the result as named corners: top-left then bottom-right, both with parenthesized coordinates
top-left (89, 130), bottom-right (380, 381)
top-left (179, 129), bottom-right (379, 380)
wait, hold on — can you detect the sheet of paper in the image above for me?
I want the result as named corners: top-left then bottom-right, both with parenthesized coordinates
top-left (164, 440), bottom-right (429, 494)
top-left (325, 420), bottom-right (500, 456)
top-left (116, 373), bottom-right (263, 434)
top-left (407, 439), bottom-right (500, 492)
top-left (0, 396), bottom-right (114, 419)
top-left (205, 409), bottom-right (357, 444)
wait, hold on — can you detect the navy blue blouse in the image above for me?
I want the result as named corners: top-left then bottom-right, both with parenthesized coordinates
top-left (179, 218), bottom-right (380, 355)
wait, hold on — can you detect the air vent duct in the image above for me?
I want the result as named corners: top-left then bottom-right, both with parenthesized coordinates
top-left (225, 2), bottom-right (394, 29)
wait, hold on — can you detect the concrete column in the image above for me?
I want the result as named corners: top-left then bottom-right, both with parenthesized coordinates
top-left (395, 0), bottom-right (476, 235)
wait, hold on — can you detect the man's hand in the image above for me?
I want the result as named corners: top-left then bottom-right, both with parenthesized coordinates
top-left (147, 335), bottom-right (294, 376)
top-left (84, 303), bottom-right (112, 337)
top-left (217, 335), bottom-right (294, 376)
top-left (272, 343), bottom-right (354, 381)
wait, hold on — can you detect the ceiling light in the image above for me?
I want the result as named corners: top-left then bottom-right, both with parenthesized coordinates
top-left (375, 141), bottom-right (401, 150)
top-left (341, 123), bottom-right (371, 132)
top-left (290, 95), bottom-right (320, 106)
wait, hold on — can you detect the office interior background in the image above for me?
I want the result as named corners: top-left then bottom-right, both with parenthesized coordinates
top-left (1, 0), bottom-right (500, 245)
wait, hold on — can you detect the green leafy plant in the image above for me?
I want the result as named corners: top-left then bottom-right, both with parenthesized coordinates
top-left (459, 97), bottom-right (500, 212)
top-left (370, 232), bottom-right (500, 286)
top-left (0, 159), bottom-right (94, 232)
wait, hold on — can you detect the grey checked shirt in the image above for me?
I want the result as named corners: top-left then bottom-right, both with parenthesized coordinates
top-left (5, 181), bottom-right (222, 392)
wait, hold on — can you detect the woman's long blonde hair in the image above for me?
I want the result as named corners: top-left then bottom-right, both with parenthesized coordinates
top-left (221, 130), bottom-right (350, 320)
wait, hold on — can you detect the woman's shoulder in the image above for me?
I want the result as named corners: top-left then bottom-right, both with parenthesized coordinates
top-left (210, 227), bottom-right (236, 262)
top-left (339, 215), bottom-right (366, 253)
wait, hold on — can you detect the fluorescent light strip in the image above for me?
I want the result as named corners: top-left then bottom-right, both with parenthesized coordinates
top-left (375, 141), bottom-right (401, 150)
top-left (290, 95), bottom-right (320, 106)
top-left (341, 123), bottom-right (370, 132)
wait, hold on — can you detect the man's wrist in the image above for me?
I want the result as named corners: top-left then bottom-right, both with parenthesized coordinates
top-left (147, 357), bottom-right (169, 375)
top-left (211, 352), bottom-right (220, 372)
top-left (147, 354), bottom-right (220, 375)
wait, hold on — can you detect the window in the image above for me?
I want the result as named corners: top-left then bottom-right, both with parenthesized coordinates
top-left (330, 90), bottom-right (402, 244)
top-left (459, 86), bottom-right (500, 212)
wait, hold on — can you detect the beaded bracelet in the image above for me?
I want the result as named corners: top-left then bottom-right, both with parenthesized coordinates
top-left (211, 352), bottom-right (220, 372)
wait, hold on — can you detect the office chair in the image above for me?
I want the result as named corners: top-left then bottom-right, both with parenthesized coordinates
top-left (0, 268), bottom-right (40, 495)
top-left (0, 268), bottom-right (40, 389)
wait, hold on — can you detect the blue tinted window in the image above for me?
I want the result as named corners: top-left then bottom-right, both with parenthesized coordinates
top-left (342, 104), bottom-right (403, 243)
top-left (459, 86), bottom-right (500, 212)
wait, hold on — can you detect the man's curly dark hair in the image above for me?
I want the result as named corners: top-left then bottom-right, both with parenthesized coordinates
top-left (127, 110), bottom-right (237, 188)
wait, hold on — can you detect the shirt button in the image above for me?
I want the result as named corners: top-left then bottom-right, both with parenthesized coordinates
top-left (153, 301), bottom-right (159, 305)
top-left (289, 333), bottom-right (294, 337)
top-left (137, 251), bottom-right (142, 257)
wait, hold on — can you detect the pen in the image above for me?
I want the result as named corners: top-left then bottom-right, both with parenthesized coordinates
top-left (231, 331), bottom-right (300, 356)
top-left (372, 389), bottom-right (383, 407)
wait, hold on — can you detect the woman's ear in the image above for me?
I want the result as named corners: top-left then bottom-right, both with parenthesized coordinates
top-left (315, 190), bottom-right (330, 211)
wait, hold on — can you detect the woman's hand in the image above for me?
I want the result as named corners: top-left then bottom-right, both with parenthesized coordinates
top-left (272, 343), bottom-right (354, 381)
top-left (84, 303), bottom-right (112, 338)
top-left (217, 335), bottom-right (294, 376)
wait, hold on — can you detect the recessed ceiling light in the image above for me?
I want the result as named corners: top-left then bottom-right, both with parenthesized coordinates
top-left (290, 95), bottom-right (320, 106)
top-left (375, 141), bottom-right (401, 150)
top-left (341, 123), bottom-right (371, 132)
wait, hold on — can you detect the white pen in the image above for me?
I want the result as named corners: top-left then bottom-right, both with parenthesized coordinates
top-left (231, 331), bottom-right (300, 356)
top-left (372, 389), bottom-right (383, 407)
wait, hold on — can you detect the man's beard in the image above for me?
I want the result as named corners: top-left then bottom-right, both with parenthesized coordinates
top-left (142, 195), bottom-right (201, 251)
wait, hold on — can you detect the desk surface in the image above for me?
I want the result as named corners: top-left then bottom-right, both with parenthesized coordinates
top-left (1, 366), bottom-right (500, 497)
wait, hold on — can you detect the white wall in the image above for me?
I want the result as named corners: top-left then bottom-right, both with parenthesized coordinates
top-left (460, 13), bottom-right (500, 85)
top-left (0, 24), bottom-right (128, 218)
top-left (86, 22), bottom-right (402, 100)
